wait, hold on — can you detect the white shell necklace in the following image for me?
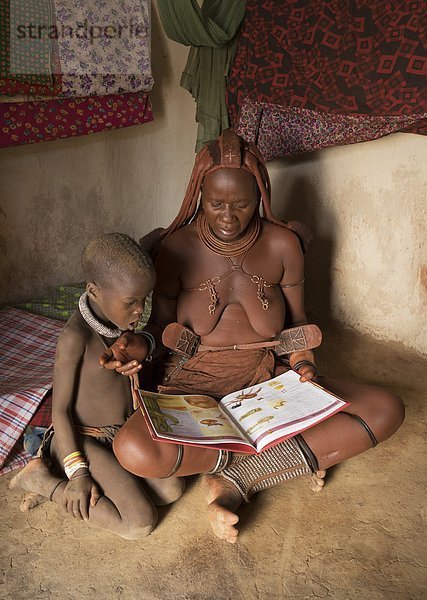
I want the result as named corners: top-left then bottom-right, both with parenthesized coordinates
top-left (78, 292), bottom-right (124, 338)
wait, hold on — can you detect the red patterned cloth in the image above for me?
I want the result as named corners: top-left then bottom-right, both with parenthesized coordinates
top-left (0, 308), bottom-right (63, 475)
top-left (0, 91), bottom-right (153, 148)
top-left (227, 0), bottom-right (426, 157)
top-left (237, 97), bottom-right (425, 160)
top-left (28, 390), bottom-right (52, 428)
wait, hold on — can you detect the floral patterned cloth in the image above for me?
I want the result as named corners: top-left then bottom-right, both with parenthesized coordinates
top-left (0, 91), bottom-right (153, 147)
top-left (238, 98), bottom-right (426, 161)
top-left (54, 0), bottom-right (153, 97)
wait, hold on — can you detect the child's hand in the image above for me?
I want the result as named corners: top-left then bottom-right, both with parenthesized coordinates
top-left (99, 332), bottom-right (150, 376)
top-left (62, 475), bottom-right (101, 521)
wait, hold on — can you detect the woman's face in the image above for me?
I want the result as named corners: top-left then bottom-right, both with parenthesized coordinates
top-left (201, 168), bottom-right (259, 242)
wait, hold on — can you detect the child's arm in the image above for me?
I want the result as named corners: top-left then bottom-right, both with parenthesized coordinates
top-left (52, 323), bottom-right (101, 521)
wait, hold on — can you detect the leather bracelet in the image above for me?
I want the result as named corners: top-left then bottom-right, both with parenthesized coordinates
top-left (292, 360), bottom-right (318, 375)
top-left (137, 330), bottom-right (156, 362)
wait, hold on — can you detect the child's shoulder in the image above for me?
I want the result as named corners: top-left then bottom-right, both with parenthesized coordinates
top-left (57, 310), bottom-right (92, 355)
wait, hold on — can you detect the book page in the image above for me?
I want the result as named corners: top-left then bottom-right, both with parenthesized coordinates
top-left (219, 370), bottom-right (348, 452)
top-left (137, 390), bottom-right (250, 446)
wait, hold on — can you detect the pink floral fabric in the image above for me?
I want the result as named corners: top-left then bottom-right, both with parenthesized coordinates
top-left (0, 91), bottom-right (153, 147)
top-left (237, 98), bottom-right (426, 160)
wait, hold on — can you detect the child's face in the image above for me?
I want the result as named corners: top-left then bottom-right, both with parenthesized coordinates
top-left (90, 270), bottom-right (153, 331)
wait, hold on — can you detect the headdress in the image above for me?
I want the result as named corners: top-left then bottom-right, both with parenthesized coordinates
top-left (160, 129), bottom-right (311, 249)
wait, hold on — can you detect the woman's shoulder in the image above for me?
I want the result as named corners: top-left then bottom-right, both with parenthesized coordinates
top-left (159, 223), bottom-right (199, 253)
top-left (261, 219), bottom-right (303, 250)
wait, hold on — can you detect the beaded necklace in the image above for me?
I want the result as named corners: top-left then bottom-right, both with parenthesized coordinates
top-left (197, 210), bottom-right (261, 257)
top-left (194, 211), bottom-right (274, 314)
top-left (78, 292), bottom-right (124, 338)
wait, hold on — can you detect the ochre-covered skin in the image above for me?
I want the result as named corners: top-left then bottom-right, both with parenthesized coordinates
top-left (103, 131), bottom-right (404, 544)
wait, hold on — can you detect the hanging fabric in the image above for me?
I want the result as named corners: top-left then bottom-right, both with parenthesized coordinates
top-left (0, 91), bottom-right (153, 148)
top-left (0, 0), bottom-right (62, 96)
top-left (157, 0), bottom-right (246, 151)
top-left (54, 0), bottom-right (153, 97)
top-left (226, 0), bottom-right (426, 159)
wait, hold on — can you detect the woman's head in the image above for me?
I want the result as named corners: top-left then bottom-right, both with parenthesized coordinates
top-left (162, 129), bottom-right (278, 238)
top-left (160, 129), bottom-right (311, 251)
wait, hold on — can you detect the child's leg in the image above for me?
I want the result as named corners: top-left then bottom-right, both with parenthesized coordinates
top-left (53, 436), bottom-right (158, 539)
top-left (143, 476), bottom-right (186, 506)
top-left (10, 436), bottom-right (159, 540)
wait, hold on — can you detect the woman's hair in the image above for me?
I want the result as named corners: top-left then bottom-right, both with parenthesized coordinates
top-left (82, 232), bottom-right (155, 287)
top-left (161, 128), bottom-right (310, 248)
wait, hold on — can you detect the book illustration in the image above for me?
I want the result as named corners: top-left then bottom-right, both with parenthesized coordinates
top-left (137, 370), bottom-right (350, 453)
top-left (183, 395), bottom-right (217, 409)
top-left (239, 407), bottom-right (262, 421)
top-left (139, 391), bottom-right (244, 440)
top-left (199, 418), bottom-right (224, 427)
top-left (143, 394), bottom-right (179, 433)
top-left (272, 400), bottom-right (286, 410)
top-left (224, 386), bottom-right (263, 409)
top-left (267, 381), bottom-right (286, 391)
top-left (246, 415), bottom-right (275, 435)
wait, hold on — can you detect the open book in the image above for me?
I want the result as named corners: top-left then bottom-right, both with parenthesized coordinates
top-left (136, 370), bottom-right (349, 454)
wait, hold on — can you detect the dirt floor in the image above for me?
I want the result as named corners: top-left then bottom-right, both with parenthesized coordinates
top-left (1, 323), bottom-right (426, 600)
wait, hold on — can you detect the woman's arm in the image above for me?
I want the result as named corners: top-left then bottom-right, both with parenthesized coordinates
top-left (279, 231), bottom-right (316, 382)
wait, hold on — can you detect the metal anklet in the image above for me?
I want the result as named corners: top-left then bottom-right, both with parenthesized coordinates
top-left (294, 434), bottom-right (319, 472)
top-left (205, 449), bottom-right (230, 474)
top-left (161, 445), bottom-right (184, 478)
top-left (49, 479), bottom-right (65, 501)
top-left (342, 412), bottom-right (379, 447)
top-left (220, 438), bottom-right (312, 502)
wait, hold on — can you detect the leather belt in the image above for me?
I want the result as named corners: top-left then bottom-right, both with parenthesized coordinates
top-left (162, 323), bottom-right (322, 358)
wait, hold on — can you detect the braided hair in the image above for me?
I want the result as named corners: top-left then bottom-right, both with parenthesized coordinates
top-left (161, 129), bottom-right (310, 248)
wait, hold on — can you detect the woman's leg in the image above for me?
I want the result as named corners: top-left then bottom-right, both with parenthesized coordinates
top-left (300, 376), bottom-right (405, 469)
top-left (113, 379), bottom-right (404, 543)
top-left (112, 409), bottom-right (220, 478)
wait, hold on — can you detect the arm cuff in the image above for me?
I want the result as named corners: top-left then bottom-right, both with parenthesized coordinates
top-left (137, 330), bottom-right (156, 362)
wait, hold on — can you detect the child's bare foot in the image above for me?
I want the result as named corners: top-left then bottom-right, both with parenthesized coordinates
top-left (9, 458), bottom-right (61, 498)
top-left (204, 474), bottom-right (242, 544)
top-left (144, 476), bottom-right (186, 506)
top-left (309, 469), bottom-right (326, 492)
top-left (20, 492), bottom-right (47, 512)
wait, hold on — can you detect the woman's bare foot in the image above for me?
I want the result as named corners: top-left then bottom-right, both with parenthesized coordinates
top-left (204, 474), bottom-right (243, 544)
top-left (9, 458), bottom-right (62, 500)
top-left (309, 470), bottom-right (326, 492)
top-left (144, 476), bottom-right (186, 506)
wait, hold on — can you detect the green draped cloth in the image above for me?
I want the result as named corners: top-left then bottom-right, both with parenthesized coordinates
top-left (157, 0), bottom-right (246, 151)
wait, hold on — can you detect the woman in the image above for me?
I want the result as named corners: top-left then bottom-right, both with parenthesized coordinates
top-left (102, 130), bottom-right (404, 543)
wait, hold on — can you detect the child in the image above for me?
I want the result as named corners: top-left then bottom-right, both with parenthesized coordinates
top-left (9, 233), bottom-right (184, 539)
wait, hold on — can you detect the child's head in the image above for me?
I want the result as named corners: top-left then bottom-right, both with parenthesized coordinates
top-left (82, 233), bottom-right (156, 331)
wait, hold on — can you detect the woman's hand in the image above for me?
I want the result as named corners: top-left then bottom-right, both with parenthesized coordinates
top-left (99, 331), bottom-right (150, 376)
top-left (61, 474), bottom-right (101, 521)
top-left (294, 363), bottom-right (317, 383)
top-left (289, 350), bottom-right (317, 383)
